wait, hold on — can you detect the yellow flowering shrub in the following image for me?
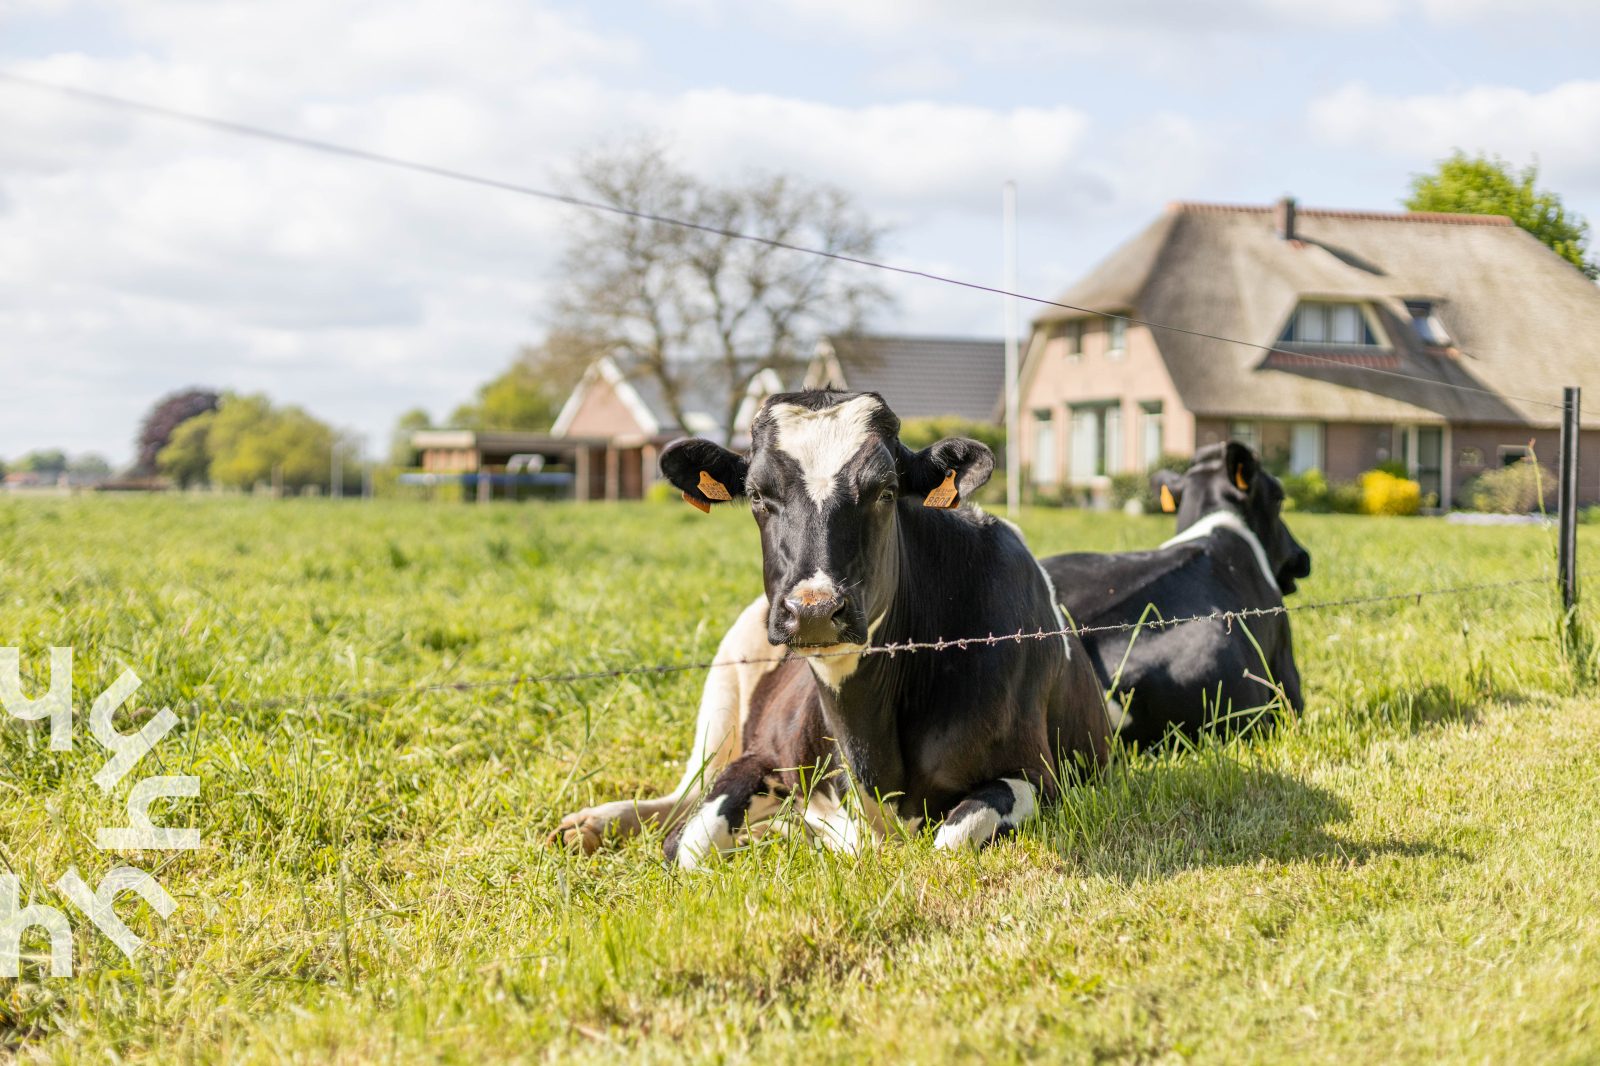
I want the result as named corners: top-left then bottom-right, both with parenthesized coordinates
top-left (1359, 469), bottom-right (1421, 516)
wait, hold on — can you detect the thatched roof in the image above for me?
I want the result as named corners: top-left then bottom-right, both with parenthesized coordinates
top-left (1029, 202), bottom-right (1600, 426)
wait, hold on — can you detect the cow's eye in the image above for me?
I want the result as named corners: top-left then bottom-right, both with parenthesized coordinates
top-left (878, 488), bottom-right (896, 504)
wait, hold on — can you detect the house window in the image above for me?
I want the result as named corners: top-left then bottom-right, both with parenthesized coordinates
top-left (1069, 404), bottom-right (1123, 479)
top-left (1049, 319), bottom-right (1082, 362)
top-left (1228, 421), bottom-right (1260, 453)
top-left (1290, 423), bottom-right (1323, 475)
top-left (1138, 402), bottom-right (1163, 470)
top-left (1104, 405), bottom-right (1123, 474)
top-left (1032, 409), bottom-right (1057, 484)
top-left (1278, 302), bottom-right (1380, 346)
top-left (1498, 445), bottom-right (1530, 468)
top-left (1405, 300), bottom-right (1450, 345)
top-left (1070, 408), bottom-right (1099, 481)
top-left (1106, 317), bottom-right (1127, 360)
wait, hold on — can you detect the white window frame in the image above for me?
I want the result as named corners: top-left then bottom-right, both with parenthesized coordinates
top-left (1289, 422), bottom-right (1323, 475)
top-left (1106, 317), bottom-right (1127, 361)
top-left (1032, 409), bottom-right (1057, 485)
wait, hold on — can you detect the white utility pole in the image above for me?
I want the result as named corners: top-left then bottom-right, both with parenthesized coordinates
top-left (1003, 181), bottom-right (1020, 519)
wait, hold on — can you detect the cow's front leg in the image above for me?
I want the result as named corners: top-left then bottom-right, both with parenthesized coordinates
top-left (664, 754), bottom-right (791, 870)
top-left (932, 778), bottom-right (1037, 850)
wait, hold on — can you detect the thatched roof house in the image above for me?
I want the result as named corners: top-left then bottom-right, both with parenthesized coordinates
top-left (1019, 199), bottom-right (1600, 506)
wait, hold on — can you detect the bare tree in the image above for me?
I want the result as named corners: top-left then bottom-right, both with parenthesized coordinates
top-left (554, 141), bottom-right (890, 440)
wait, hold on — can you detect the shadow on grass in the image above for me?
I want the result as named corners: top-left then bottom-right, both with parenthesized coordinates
top-left (1037, 747), bottom-right (1467, 884)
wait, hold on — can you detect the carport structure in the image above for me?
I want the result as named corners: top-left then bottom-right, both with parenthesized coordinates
top-left (409, 429), bottom-right (631, 502)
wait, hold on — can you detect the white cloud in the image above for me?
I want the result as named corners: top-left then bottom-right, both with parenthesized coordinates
top-left (866, 55), bottom-right (963, 93)
top-left (1309, 80), bottom-right (1600, 190)
top-left (0, 0), bottom-right (1157, 463)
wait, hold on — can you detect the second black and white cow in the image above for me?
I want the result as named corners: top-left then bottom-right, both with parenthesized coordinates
top-left (1039, 442), bottom-right (1312, 748)
top-left (558, 389), bottom-right (1109, 867)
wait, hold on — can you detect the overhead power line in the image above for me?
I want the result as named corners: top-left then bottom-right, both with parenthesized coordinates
top-left (0, 69), bottom-right (1563, 412)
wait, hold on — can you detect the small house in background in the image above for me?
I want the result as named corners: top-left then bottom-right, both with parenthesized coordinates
top-left (1020, 199), bottom-right (1600, 506)
top-left (804, 335), bottom-right (1005, 423)
top-left (546, 356), bottom-right (786, 500)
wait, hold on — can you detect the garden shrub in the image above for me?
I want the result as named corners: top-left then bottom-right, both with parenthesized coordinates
top-left (1465, 460), bottom-right (1555, 515)
top-left (1359, 470), bottom-right (1421, 516)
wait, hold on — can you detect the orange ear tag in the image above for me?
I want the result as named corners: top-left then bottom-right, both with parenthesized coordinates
top-left (698, 471), bottom-right (732, 501)
top-left (1234, 470), bottom-right (1250, 491)
top-left (683, 491), bottom-right (711, 514)
top-left (1160, 485), bottom-right (1176, 512)
top-left (923, 470), bottom-right (958, 508)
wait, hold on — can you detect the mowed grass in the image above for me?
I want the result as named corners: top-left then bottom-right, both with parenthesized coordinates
top-left (2, 494), bottom-right (1599, 1064)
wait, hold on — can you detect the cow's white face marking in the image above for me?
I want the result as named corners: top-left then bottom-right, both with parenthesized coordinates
top-left (768, 394), bottom-right (883, 507)
top-left (933, 778), bottom-right (1037, 851)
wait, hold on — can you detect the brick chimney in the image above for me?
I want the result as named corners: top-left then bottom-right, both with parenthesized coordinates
top-left (1277, 196), bottom-right (1297, 240)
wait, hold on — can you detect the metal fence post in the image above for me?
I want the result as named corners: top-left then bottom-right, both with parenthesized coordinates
top-left (1559, 386), bottom-right (1581, 616)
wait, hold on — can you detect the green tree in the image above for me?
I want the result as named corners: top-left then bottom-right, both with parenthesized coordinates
top-left (202, 393), bottom-right (335, 491)
top-left (391, 408), bottom-right (432, 467)
top-left (1405, 151), bottom-right (1597, 279)
top-left (18, 449), bottom-right (68, 474)
top-left (449, 332), bottom-right (599, 432)
top-left (157, 411), bottom-right (216, 488)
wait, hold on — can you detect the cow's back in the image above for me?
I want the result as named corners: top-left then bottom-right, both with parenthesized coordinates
top-left (1041, 530), bottom-right (1297, 746)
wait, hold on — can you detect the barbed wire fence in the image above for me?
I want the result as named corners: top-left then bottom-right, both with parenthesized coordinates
top-left (0, 72), bottom-right (1589, 708)
top-left (184, 567), bottom-right (1595, 717)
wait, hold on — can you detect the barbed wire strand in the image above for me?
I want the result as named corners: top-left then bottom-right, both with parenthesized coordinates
top-left (198, 568), bottom-right (1575, 714)
top-left (0, 70), bottom-right (1564, 413)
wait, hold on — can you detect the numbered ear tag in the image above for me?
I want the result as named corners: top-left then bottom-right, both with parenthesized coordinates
top-left (683, 492), bottom-right (711, 514)
top-left (698, 471), bottom-right (732, 501)
top-left (923, 470), bottom-right (958, 508)
top-left (1160, 485), bottom-right (1176, 512)
top-left (1234, 470), bottom-right (1250, 491)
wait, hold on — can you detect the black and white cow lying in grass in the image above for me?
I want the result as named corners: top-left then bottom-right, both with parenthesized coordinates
top-left (1039, 442), bottom-right (1312, 748)
top-left (550, 389), bottom-right (1109, 866)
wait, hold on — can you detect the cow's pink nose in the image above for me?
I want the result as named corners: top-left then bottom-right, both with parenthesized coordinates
top-left (781, 595), bottom-right (849, 645)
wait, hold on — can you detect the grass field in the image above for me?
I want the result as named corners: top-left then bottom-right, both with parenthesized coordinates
top-left (2, 494), bottom-right (1599, 1064)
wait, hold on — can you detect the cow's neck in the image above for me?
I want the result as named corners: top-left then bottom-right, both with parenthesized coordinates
top-left (1162, 508), bottom-right (1276, 588)
top-left (800, 520), bottom-right (908, 801)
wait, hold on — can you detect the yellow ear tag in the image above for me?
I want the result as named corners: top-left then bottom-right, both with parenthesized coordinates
top-left (1160, 484), bottom-right (1176, 512)
top-left (1234, 470), bottom-right (1250, 491)
top-left (698, 471), bottom-right (732, 501)
top-left (683, 491), bottom-right (711, 514)
top-left (923, 470), bottom-right (959, 508)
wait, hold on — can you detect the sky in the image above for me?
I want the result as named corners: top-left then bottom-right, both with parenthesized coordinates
top-left (3, 0), bottom-right (1599, 467)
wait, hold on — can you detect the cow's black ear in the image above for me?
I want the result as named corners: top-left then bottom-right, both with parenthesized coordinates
top-left (659, 438), bottom-right (747, 511)
top-left (1224, 441), bottom-right (1259, 494)
top-left (1150, 469), bottom-right (1184, 512)
top-left (898, 437), bottom-right (994, 508)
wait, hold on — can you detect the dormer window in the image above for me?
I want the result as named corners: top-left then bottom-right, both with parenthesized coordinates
top-left (1405, 300), bottom-right (1450, 346)
top-left (1278, 301), bottom-right (1379, 346)
top-left (1106, 317), bottom-right (1127, 359)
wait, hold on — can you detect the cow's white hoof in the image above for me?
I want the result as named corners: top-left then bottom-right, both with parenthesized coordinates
top-left (933, 806), bottom-right (1002, 850)
top-left (675, 797), bottom-right (735, 870)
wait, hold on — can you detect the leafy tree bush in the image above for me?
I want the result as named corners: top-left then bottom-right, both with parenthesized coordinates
top-left (391, 408), bottom-right (433, 468)
top-left (135, 389), bottom-right (220, 474)
top-left (1464, 460), bottom-right (1555, 515)
top-left (449, 333), bottom-right (598, 432)
top-left (897, 417), bottom-right (1004, 456)
top-left (157, 392), bottom-right (334, 491)
top-left (1405, 151), bottom-right (1596, 279)
top-left (158, 412), bottom-right (216, 488)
